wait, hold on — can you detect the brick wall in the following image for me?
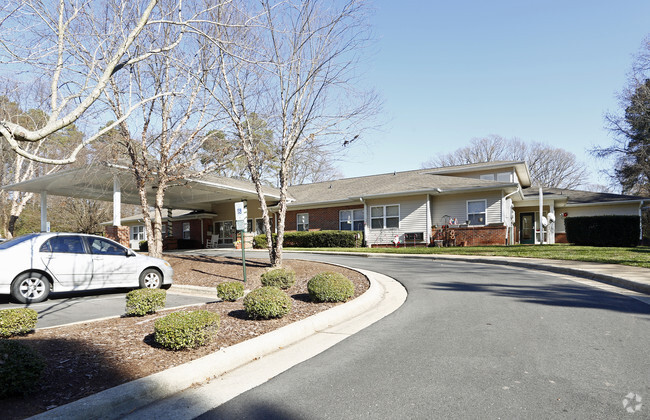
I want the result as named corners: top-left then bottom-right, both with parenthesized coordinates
top-left (105, 226), bottom-right (130, 248)
top-left (432, 225), bottom-right (507, 246)
top-left (555, 233), bottom-right (568, 243)
top-left (286, 205), bottom-right (364, 231)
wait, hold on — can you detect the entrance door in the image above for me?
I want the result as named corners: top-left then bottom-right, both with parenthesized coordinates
top-left (214, 221), bottom-right (235, 245)
top-left (520, 213), bottom-right (535, 244)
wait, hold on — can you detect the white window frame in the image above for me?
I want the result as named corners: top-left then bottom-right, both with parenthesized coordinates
top-left (297, 213), bottom-right (309, 231)
top-left (370, 204), bottom-right (400, 229)
top-left (467, 199), bottom-right (487, 226)
top-left (131, 225), bottom-right (146, 241)
top-left (182, 222), bottom-right (191, 239)
top-left (339, 209), bottom-right (364, 231)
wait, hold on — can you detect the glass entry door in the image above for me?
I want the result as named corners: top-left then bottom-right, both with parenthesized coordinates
top-left (520, 213), bottom-right (535, 244)
top-left (214, 221), bottom-right (234, 245)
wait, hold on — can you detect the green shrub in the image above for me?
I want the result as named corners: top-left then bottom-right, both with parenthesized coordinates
top-left (260, 268), bottom-right (296, 289)
top-left (307, 272), bottom-right (354, 303)
top-left (139, 240), bottom-right (149, 252)
top-left (154, 310), bottom-right (221, 351)
top-left (565, 216), bottom-right (640, 247)
top-left (0, 308), bottom-right (38, 338)
top-left (243, 287), bottom-right (292, 319)
top-left (216, 281), bottom-right (245, 301)
top-left (253, 230), bottom-right (364, 248)
top-left (0, 340), bottom-right (45, 397)
top-left (125, 288), bottom-right (167, 316)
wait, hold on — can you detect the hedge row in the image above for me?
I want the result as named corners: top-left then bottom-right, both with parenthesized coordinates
top-left (565, 216), bottom-right (640, 247)
top-left (254, 230), bottom-right (363, 248)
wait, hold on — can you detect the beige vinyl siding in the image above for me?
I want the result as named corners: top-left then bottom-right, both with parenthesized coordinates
top-left (445, 169), bottom-right (516, 182)
top-left (431, 191), bottom-right (503, 226)
top-left (555, 203), bottom-right (641, 233)
top-left (365, 195), bottom-right (428, 245)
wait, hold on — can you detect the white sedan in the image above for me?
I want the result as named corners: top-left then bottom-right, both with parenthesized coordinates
top-left (0, 233), bottom-right (173, 303)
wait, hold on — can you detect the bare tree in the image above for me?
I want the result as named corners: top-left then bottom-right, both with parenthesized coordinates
top-left (0, 0), bottom-right (190, 164)
top-left (0, 82), bottom-right (83, 237)
top-left (101, 18), bottom-right (234, 258)
top-left (201, 0), bottom-right (378, 266)
top-left (423, 135), bottom-right (590, 189)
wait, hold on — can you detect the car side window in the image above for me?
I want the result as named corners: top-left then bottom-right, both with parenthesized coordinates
top-left (40, 236), bottom-right (86, 254)
top-left (88, 237), bottom-right (126, 256)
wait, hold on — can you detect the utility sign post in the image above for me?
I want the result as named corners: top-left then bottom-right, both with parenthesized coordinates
top-left (235, 201), bottom-right (248, 282)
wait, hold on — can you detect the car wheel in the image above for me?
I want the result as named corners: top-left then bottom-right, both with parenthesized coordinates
top-left (139, 269), bottom-right (162, 289)
top-left (11, 272), bottom-right (50, 303)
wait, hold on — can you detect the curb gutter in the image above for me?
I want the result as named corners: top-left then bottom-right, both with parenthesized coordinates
top-left (31, 269), bottom-right (403, 420)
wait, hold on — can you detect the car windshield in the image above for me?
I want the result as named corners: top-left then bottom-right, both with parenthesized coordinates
top-left (0, 233), bottom-right (39, 250)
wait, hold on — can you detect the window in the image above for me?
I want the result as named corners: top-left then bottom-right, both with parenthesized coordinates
top-left (467, 200), bottom-right (487, 226)
top-left (339, 209), bottom-right (364, 231)
top-left (370, 205), bottom-right (399, 229)
top-left (297, 213), bottom-right (309, 231)
top-left (247, 219), bottom-right (253, 234)
top-left (131, 225), bottom-right (146, 241)
top-left (183, 222), bottom-right (191, 239)
top-left (255, 218), bottom-right (265, 235)
top-left (496, 172), bottom-right (512, 182)
top-left (480, 173), bottom-right (495, 181)
top-left (40, 236), bottom-right (86, 254)
top-left (88, 237), bottom-right (126, 256)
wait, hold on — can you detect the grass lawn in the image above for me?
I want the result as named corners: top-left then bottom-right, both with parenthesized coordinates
top-left (288, 244), bottom-right (650, 269)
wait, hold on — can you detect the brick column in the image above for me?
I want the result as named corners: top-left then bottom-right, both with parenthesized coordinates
top-left (105, 226), bottom-right (130, 248)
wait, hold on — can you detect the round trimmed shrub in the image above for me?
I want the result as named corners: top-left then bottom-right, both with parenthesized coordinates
top-left (243, 286), bottom-right (292, 320)
top-left (125, 288), bottom-right (167, 316)
top-left (307, 272), bottom-right (354, 303)
top-left (0, 308), bottom-right (38, 338)
top-left (154, 310), bottom-right (221, 351)
top-left (217, 281), bottom-right (245, 302)
top-left (260, 268), bottom-right (296, 289)
top-left (0, 340), bottom-right (45, 397)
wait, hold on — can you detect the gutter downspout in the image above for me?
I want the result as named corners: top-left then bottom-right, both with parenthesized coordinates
top-left (640, 201), bottom-right (645, 242)
top-left (502, 186), bottom-right (520, 245)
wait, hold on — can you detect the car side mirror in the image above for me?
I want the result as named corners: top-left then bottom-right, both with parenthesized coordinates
top-left (126, 249), bottom-right (137, 257)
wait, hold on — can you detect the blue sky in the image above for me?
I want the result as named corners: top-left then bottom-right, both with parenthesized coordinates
top-left (337, 1), bottom-right (650, 187)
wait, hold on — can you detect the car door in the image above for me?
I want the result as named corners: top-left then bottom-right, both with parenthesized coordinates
top-left (86, 237), bottom-right (138, 287)
top-left (39, 235), bottom-right (94, 290)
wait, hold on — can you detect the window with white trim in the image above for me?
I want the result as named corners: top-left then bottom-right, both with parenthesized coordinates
top-left (131, 225), bottom-right (146, 241)
top-left (255, 218), bottom-right (265, 235)
top-left (467, 200), bottom-right (487, 225)
top-left (297, 213), bottom-right (309, 231)
top-left (370, 205), bottom-right (399, 229)
top-left (182, 222), bottom-right (191, 239)
top-left (339, 209), bottom-right (364, 231)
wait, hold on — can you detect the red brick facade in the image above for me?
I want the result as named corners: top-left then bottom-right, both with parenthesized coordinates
top-left (285, 205), bottom-right (364, 231)
top-left (105, 226), bottom-right (130, 248)
top-left (432, 225), bottom-right (507, 246)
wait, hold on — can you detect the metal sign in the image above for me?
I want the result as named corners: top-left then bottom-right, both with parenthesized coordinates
top-left (235, 201), bottom-right (248, 221)
top-left (236, 219), bottom-right (247, 232)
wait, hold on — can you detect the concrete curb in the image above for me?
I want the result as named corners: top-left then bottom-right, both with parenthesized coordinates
top-left (32, 269), bottom-right (402, 420)
top-left (286, 250), bottom-right (650, 295)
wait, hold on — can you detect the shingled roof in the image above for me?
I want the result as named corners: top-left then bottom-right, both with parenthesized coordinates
top-left (521, 187), bottom-right (647, 205)
top-left (287, 167), bottom-right (518, 207)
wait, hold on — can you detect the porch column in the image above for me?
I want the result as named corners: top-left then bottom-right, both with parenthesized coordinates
top-left (40, 191), bottom-right (48, 232)
top-left (548, 201), bottom-right (555, 244)
top-left (538, 186), bottom-right (544, 244)
top-left (113, 175), bottom-right (121, 226)
top-left (426, 194), bottom-right (432, 245)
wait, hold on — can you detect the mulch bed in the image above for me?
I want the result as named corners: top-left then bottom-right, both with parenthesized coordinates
top-left (0, 255), bottom-right (369, 419)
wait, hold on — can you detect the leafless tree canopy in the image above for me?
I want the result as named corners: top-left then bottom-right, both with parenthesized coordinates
top-left (201, 0), bottom-right (378, 265)
top-left (423, 134), bottom-right (590, 190)
top-left (0, 0), bottom-right (190, 164)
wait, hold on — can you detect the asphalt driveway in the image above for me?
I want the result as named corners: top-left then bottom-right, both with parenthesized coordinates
top-left (197, 252), bottom-right (649, 419)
